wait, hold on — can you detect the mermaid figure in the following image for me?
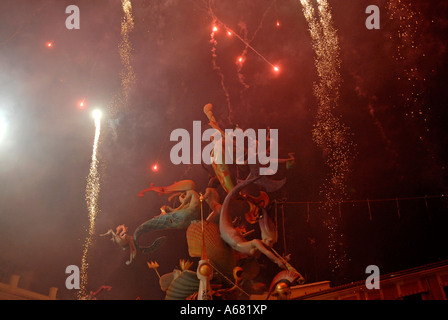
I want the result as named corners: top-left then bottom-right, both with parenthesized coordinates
top-left (134, 180), bottom-right (201, 254)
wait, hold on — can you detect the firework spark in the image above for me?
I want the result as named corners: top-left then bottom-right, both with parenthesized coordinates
top-left (206, 0), bottom-right (278, 124)
top-left (78, 110), bottom-right (102, 299)
top-left (299, 0), bottom-right (355, 272)
top-left (235, 0), bottom-right (275, 91)
top-left (110, 0), bottom-right (136, 117)
top-left (386, 0), bottom-right (431, 135)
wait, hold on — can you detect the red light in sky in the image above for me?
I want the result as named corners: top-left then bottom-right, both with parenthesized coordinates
top-left (227, 31), bottom-right (232, 36)
top-left (276, 21), bottom-right (280, 27)
top-left (78, 100), bottom-right (86, 109)
top-left (273, 66), bottom-right (279, 72)
top-left (152, 164), bottom-right (158, 172)
top-left (212, 25), bottom-right (218, 32)
top-left (46, 42), bottom-right (53, 48)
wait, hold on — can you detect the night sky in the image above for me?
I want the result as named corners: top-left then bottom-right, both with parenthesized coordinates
top-left (0, 0), bottom-right (447, 300)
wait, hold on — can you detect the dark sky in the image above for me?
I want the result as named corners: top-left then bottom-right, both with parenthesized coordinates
top-left (0, 0), bottom-right (447, 300)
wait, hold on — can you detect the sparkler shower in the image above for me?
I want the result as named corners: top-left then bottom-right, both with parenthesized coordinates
top-left (109, 0), bottom-right (136, 118)
top-left (79, 110), bottom-right (102, 299)
top-left (299, 0), bottom-right (355, 272)
top-left (79, 1), bottom-right (134, 297)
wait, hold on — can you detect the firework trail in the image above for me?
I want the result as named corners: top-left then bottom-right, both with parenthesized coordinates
top-left (119, 0), bottom-right (136, 106)
top-left (235, 0), bottom-right (276, 102)
top-left (299, 0), bottom-right (355, 272)
top-left (205, 0), bottom-right (232, 124)
top-left (79, 111), bottom-right (102, 299)
top-left (205, 0), bottom-right (281, 124)
top-left (235, 23), bottom-right (250, 92)
top-left (110, 0), bottom-right (136, 120)
top-left (209, 18), bottom-right (233, 124)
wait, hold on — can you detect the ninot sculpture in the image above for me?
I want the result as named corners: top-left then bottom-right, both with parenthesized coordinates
top-left (102, 103), bottom-right (304, 300)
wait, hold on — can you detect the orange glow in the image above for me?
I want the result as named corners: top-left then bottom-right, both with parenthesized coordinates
top-left (212, 25), bottom-right (218, 32)
top-left (237, 56), bottom-right (243, 63)
top-left (276, 21), bottom-right (280, 27)
top-left (227, 31), bottom-right (232, 36)
top-left (273, 66), bottom-right (280, 72)
top-left (79, 100), bottom-right (86, 109)
top-left (46, 42), bottom-right (53, 48)
top-left (152, 164), bottom-right (158, 172)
